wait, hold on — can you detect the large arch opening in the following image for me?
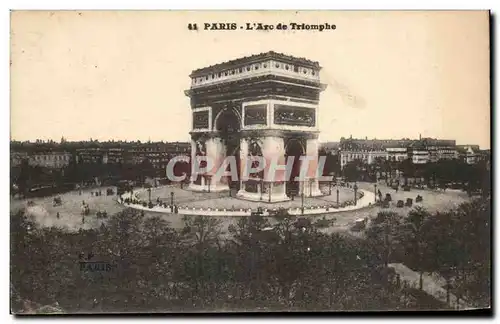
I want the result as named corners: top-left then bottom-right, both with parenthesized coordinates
top-left (193, 140), bottom-right (207, 186)
top-left (285, 138), bottom-right (305, 198)
top-left (215, 108), bottom-right (241, 192)
top-left (245, 141), bottom-right (265, 194)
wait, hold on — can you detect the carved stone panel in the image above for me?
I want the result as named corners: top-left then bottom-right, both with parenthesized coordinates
top-left (244, 104), bottom-right (267, 126)
top-left (193, 111), bottom-right (209, 129)
top-left (274, 105), bottom-right (315, 127)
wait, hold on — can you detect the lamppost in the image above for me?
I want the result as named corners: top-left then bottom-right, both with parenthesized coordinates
top-left (354, 182), bottom-right (358, 205)
top-left (170, 191), bottom-right (174, 206)
top-left (374, 183), bottom-right (377, 203)
top-left (336, 187), bottom-right (339, 208)
top-left (207, 175), bottom-right (211, 193)
top-left (309, 179), bottom-right (313, 198)
top-left (147, 188), bottom-right (152, 203)
top-left (260, 179), bottom-right (264, 201)
top-left (301, 182), bottom-right (305, 215)
top-left (329, 180), bottom-right (332, 196)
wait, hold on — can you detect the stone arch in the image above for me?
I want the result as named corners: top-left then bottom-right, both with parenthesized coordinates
top-left (285, 137), bottom-right (306, 197)
top-left (285, 137), bottom-right (306, 155)
top-left (248, 140), bottom-right (264, 179)
top-left (213, 106), bottom-right (242, 132)
top-left (213, 106), bottom-right (242, 191)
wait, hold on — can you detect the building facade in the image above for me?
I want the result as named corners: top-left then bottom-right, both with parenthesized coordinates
top-left (29, 152), bottom-right (72, 169)
top-left (456, 145), bottom-right (480, 165)
top-left (339, 137), bottom-right (458, 169)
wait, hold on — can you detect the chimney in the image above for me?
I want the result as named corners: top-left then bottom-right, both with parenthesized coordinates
top-left (419, 133), bottom-right (422, 140)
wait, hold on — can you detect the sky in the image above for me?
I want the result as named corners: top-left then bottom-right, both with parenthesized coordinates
top-left (10, 11), bottom-right (490, 148)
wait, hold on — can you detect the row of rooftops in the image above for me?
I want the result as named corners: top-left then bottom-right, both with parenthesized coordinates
top-left (190, 51), bottom-right (321, 78)
top-left (10, 140), bottom-right (191, 153)
top-left (318, 137), bottom-right (487, 154)
top-left (338, 137), bottom-right (457, 151)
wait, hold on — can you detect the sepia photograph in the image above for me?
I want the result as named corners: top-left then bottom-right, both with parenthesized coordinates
top-left (9, 10), bottom-right (491, 314)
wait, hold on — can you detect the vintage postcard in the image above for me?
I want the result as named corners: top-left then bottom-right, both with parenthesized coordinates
top-left (9, 10), bottom-right (491, 314)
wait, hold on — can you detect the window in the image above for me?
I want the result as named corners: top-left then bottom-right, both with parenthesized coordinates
top-left (303, 69), bottom-right (307, 74)
top-left (218, 72), bottom-right (222, 77)
top-left (231, 70), bottom-right (235, 74)
top-left (255, 64), bottom-right (259, 70)
top-left (238, 67), bottom-right (242, 73)
top-left (275, 63), bottom-right (280, 68)
top-left (247, 66), bottom-right (251, 71)
top-left (294, 66), bottom-right (299, 72)
top-left (224, 71), bottom-right (228, 76)
top-left (212, 74), bottom-right (215, 79)
top-left (205, 76), bottom-right (208, 80)
top-left (263, 63), bottom-right (267, 68)
top-left (312, 71), bottom-right (315, 76)
top-left (285, 65), bottom-right (289, 70)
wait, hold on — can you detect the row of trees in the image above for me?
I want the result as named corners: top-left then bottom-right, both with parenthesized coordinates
top-left (12, 198), bottom-right (490, 312)
top-left (11, 207), bottom-right (445, 313)
top-left (365, 198), bottom-right (491, 308)
top-left (11, 157), bottom-right (191, 197)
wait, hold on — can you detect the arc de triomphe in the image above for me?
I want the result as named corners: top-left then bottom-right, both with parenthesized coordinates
top-left (184, 51), bottom-right (327, 202)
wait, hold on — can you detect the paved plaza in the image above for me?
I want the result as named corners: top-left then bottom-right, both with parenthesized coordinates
top-left (137, 184), bottom-right (360, 210)
top-left (10, 181), bottom-right (471, 232)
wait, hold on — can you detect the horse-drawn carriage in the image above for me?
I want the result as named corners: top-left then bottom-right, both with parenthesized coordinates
top-left (81, 202), bottom-right (90, 216)
top-left (96, 210), bottom-right (108, 219)
top-left (405, 198), bottom-right (413, 207)
top-left (53, 196), bottom-right (62, 207)
top-left (351, 217), bottom-right (369, 232)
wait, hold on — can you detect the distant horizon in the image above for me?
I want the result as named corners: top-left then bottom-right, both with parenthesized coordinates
top-left (9, 136), bottom-right (489, 150)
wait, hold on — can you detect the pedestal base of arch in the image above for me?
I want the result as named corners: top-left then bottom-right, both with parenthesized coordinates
top-left (300, 178), bottom-right (323, 197)
top-left (188, 175), bottom-right (230, 193)
top-left (236, 180), bottom-right (290, 203)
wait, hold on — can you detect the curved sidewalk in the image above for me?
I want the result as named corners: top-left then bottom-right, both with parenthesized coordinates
top-left (119, 187), bottom-right (376, 217)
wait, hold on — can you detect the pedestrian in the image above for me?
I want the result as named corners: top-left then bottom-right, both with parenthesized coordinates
top-left (56, 212), bottom-right (60, 219)
top-left (82, 216), bottom-right (85, 224)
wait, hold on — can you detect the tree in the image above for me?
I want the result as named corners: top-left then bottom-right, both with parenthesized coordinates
top-left (342, 159), bottom-right (363, 182)
top-left (366, 211), bottom-right (404, 268)
top-left (399, 158), bottom-right (414, 186)
top-left (400, 207), bottom-right (431, 290)
top-left (15, 159), bottom-right (31, 197)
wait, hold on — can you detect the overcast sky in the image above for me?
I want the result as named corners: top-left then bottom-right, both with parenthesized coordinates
top-left (10, 11), bottom-right (490, 148)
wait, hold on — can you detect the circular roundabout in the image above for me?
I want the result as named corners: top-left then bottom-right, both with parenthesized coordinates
top-left (119, 183), bottom-right (375, 216)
